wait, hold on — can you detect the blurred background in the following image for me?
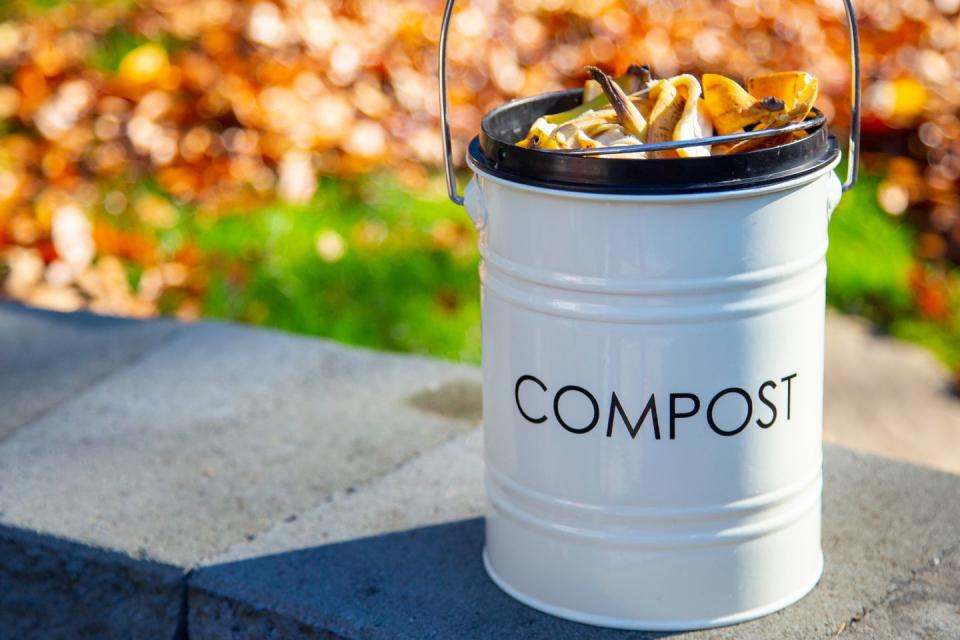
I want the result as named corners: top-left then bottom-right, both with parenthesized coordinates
top-left (0, 0), bottom-right (957, 387)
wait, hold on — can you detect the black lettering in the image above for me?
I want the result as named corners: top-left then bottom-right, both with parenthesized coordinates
top-left (553, 385), bottom-right (600, 434)
top-left (781, 373), bottom-right (797, 420)
top-left (756, 380), bottom-right (778, 428)
top-left (607, 392), bottom-right (660, 440)
top-left (669, 393), bottom-right (700, 440)
top-left (707, 387), bottom-right (753, 436)
top-left (515, 375), bottom-right (547, 424)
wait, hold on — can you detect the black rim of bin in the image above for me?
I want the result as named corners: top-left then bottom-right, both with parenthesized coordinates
top-left (471, 89), bottom-right (841, 195)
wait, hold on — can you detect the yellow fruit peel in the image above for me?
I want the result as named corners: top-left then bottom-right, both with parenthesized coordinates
top-left (703, 73), bottom-right (759, 135)
top-left (747, 71), bottom-right (818, 115)
top-left (671, 75), bottom-right (712, 158)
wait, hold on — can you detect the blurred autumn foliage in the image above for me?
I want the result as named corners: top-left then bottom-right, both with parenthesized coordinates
top-left (0, 0), bottom-right (958, 379)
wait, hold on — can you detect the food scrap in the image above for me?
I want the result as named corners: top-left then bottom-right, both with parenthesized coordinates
top-left (517, 68), bottom-right (818, 157)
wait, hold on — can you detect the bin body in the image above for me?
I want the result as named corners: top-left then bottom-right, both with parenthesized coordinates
top-left (466, 160), bottom-right (842, 630)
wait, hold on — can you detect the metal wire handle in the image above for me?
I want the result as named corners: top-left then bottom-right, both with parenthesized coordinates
top-left (438, 0), bottom-right (862, 205)
top-left (548, 111), bottom-right (825, 156)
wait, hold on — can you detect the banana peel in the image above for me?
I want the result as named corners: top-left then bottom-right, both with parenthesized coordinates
top-left (545, 64), bottom-right (654, 126)
top-left (588, 66), bottom-right (648, 140)
top-left (703, 74), bottom-right (794, 135)
top-left (646, 75), bottom-right (712, 158)
top-left (520, 109), bottom-right (628, 150)
top-left (747, 71), bottom-right (818, 115)
top-left (668, 75), bottom-right (712, 158)
top-left (722, 129), bottom-right (807, 155)
top-left (720, 73), bottom-right (819, 154)
top-left (678, 100), bottom-right (713, 157)
top-left (582, 78), bottom-right (603, 103)
top-left (516, 117), bottom-right (560, 149)
top-left (646, 79), bottom-right (681, 151)
top-left (703, 73), bottom-right (761, 135)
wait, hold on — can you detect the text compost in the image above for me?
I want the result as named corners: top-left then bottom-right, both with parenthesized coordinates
top-left (514, 373), bottom-right (798, 440)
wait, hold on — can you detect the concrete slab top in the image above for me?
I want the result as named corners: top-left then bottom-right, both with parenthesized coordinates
top-left (187, 441), bottom-right (960, 640)
top-left (823, 314), bottom-right (960, 474)
top-left (0, 312), bottom-right (481, 567)
top-left (0, 302), bottom-right (178, 441)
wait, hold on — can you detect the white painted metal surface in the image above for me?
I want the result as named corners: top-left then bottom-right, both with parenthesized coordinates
top-left (466, 157), bottom-right (843, 630)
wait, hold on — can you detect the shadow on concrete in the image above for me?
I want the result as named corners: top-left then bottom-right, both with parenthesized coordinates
top-left (189, 517), bottom-right (677, 639)
top-left (0, 523), bottom-right (186, 640)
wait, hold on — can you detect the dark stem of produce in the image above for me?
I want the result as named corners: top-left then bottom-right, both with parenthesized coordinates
top-left (623, 64), bottom-right (654, 93)
top-left (759, 96), bottom-right (786, 111)
top-left (586, 66), bottom-right (647, 139)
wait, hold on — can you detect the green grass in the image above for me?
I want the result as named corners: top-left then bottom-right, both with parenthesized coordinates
top-left (827, 173), bottom-right (960, 372)
top-left (190, 177), bottom-right (482, 363)
top-left (826, 173), bottom-right (915, 323)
